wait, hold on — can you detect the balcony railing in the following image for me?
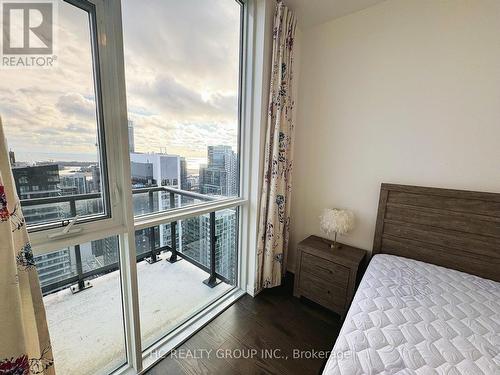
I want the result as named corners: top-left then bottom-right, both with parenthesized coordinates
top-left (20, 186), bottom-right (228, 295)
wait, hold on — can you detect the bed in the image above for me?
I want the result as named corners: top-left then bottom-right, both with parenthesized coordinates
top-left (323, 184), bottom-right (500, 375)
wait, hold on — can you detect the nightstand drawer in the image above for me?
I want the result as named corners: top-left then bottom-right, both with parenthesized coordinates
top-left (301, 252), bottom-right (349, 287)
top-left (299, 271), bottom-right (346, 309)
top-left (294, 236), bottom-right (367, 318)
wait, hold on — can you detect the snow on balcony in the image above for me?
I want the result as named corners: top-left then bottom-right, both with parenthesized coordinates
top-left (44, 252), bottom-right (233, 375)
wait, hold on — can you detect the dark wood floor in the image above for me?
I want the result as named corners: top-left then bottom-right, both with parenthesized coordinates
top-left (146, 281), bottom-right (342, 375)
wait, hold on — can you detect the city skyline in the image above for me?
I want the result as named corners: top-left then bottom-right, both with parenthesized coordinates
top-left (9, 142), bottom-right (238, 176)
top-left (12, 141), bottom-right (239, 294)
top-left (11, 141), bottom-right (239, 217)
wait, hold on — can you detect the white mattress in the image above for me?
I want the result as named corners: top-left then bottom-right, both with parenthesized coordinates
top-left (323, 254), bottom-right (500, 375)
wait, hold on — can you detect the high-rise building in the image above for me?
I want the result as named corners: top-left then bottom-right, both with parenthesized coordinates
top-left (12, 164), bottom-right (81, 290)
top-left (131, 161), bottom-right (154, 187)
top-left (130, 152), bottom-right (181, 188)
top-left (9, 149), bottom-right (15, 165)
top-left (60, 173), bottom-right (88, 195)
top-left (182, 146), bottom-right (239, 283)
top-left (12, 164), bottom-right (61, 223)
top-left (90, 165), bottom-right (101, 193)
top-left (12, 164), bottom-right (61, 200)
top-left (128, 120), bottom-right (135, 153)
top-left (35, 248), bottom-right (74, 289)
top-left (180, 157), bottom-right (188, 190)
top-left (11, 160), bottom-right (109, 291)
top-left (182, 209), bottom-right (237, 284)
top-left (91, 237), bottom-right (120, 267)
top-left (186, 175), bottom-right (199, 192)
top-left (199, 145), bottom-right (237, 197)
top-left (130, 152), bottom-right (183, 249)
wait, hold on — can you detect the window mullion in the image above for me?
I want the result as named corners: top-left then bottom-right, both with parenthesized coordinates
top-left (118, 231), bottom-right (143, 373)
top-left (98, 0), bottom-right (143, 371)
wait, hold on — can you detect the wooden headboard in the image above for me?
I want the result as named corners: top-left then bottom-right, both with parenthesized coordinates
top-left (373, 183), bottom-right (500, 282)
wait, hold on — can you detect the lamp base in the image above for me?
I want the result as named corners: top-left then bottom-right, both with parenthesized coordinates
top-left (321, 232), bottom-right (342, 250)
top-left (321, 237), bottom-right (343, 250)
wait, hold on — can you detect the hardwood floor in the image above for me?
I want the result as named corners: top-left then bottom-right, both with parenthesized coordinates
top-left (146, 280), bottom-right (342, 375)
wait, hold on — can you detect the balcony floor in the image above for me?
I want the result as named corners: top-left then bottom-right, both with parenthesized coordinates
top-left (44, 253), bottom-right (233, 375)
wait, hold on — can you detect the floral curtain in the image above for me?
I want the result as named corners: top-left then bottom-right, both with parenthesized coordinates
top-left (256, 0), bottom-right (297, 292)
top-left (0, 118), bottom-right (54, 374)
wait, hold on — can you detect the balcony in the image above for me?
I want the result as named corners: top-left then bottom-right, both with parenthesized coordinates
top-left (21, 187), bottom-right (237, 375)
top-left (44, 252), bottom-right (233, 375)
top-left (21, 186), bottom-right (233, 293)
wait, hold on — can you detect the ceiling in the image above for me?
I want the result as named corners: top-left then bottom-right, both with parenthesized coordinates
top-left (285, 0), bottom-right (387, 29)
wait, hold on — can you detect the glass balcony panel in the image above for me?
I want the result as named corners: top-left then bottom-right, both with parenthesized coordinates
top-left (136, 208), bottom-right (238, 351)
top-left (180, 208), bottom-right (238, 285)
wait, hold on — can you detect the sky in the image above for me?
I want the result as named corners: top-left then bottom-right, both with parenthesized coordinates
top-left (0, 0), bottom-right (241, 171)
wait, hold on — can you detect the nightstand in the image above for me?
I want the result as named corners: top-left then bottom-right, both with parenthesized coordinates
top-left (293, 235), bottom-right (366, 319)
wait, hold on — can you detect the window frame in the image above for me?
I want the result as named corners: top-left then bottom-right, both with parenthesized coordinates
top-left (122, 2), bottom-right (245, 220)
top-left (119, 1), bottom-right (248, 369)
top-left (23, 0), bottom-right (113, 234)
top-left (29, 0), bottom-right (128, 254)
top-left (116, 0), bottom-right (254, 372)
top-left (23, 0), bottom-right (268, 373)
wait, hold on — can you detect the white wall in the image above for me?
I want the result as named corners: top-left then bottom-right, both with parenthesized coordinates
top-left (289, 0), bottom-right (500, 271)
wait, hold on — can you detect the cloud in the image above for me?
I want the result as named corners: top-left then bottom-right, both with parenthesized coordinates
top-left (122, 0), bottom-right (240, 89)
top-left (129, 74), bottom-right (238, 124)
top-left (0, 0), bottom-right (241, 163)
top-left (208, 93), bottom-right (239, 115)
top-left (56, 93), bottom-right (96, 119)
top-left (138, 76), bottom-right (210, 115)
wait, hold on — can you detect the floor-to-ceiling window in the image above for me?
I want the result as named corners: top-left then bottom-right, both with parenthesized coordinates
top-left (0, 0), bottom-right (248, 373)
top-left (0, 1), bottom-right (128, 373)
top-left (121, 0), bottom-right (243, 354)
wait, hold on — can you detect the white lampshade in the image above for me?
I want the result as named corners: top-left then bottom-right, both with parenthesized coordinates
top-left (320, 209), bottom-right (355, 235)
